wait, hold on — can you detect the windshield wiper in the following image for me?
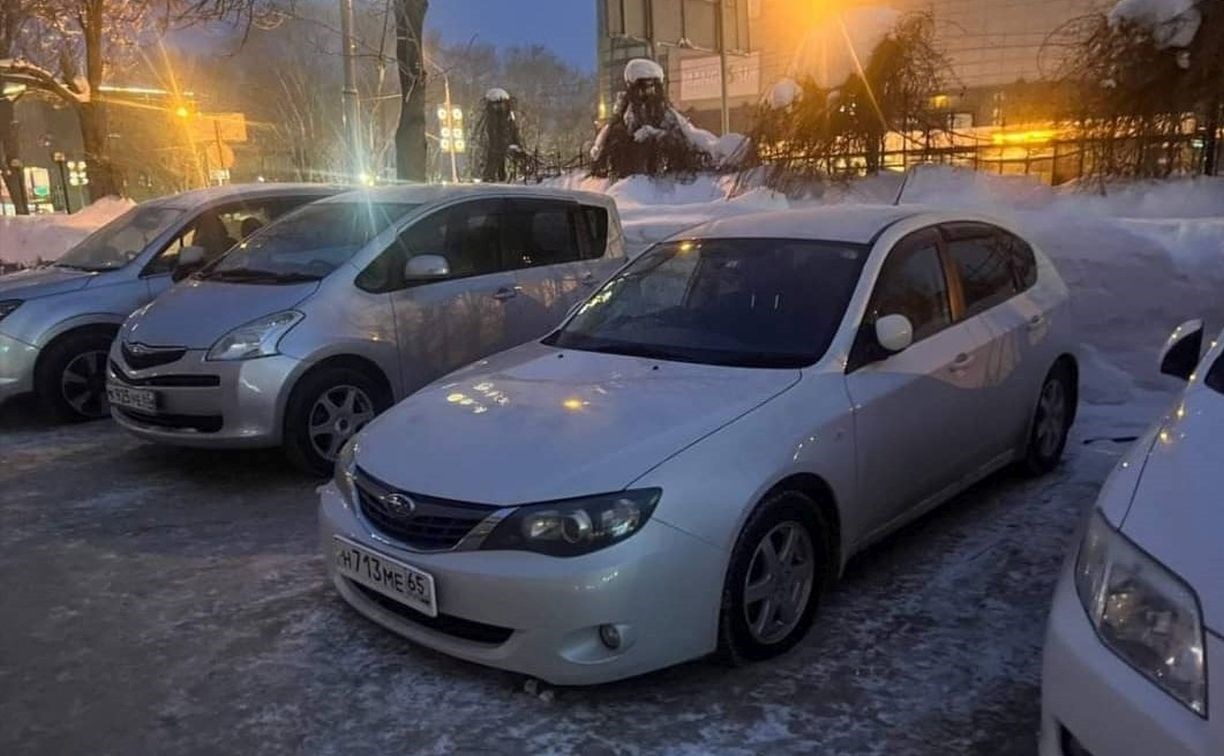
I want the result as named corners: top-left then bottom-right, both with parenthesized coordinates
top-left (53, 262), bottom-right (108, 272)
top-left (202, 268), bottom-right (321, 284)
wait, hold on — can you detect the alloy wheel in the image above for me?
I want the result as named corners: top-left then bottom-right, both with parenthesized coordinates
top-left (60, 350), bottom-right (110, 418)
top-left (307, 385), bottom-right (375, 462)
top-left (742, 521), bottom-right (816, 645)
top-left (1036, 379), bottom-right (1068, 459)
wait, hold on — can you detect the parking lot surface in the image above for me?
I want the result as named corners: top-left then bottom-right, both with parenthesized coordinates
top-left (0, 397), bottom-right (1159, 755)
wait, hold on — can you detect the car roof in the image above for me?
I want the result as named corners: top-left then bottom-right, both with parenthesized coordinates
top-left (681, 205), bottom-right (927, 245)
top-left (162, 183), bottom-right (343, 209)
top-left (319, 182), bottom-right (615, 209)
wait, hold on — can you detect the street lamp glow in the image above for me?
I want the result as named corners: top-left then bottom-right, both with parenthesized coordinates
top-left (436, 106), bottom-right (448, 120)
top-left (452, 108), bottom-right (463, 121)
top-left (174, 106), bottom-right (190, 118)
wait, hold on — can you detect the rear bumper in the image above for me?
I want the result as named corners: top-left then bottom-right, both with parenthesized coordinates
top-left (107, 342), bottom-right (301, 448)
top-left (1040, 560), bottom-right (1223, 755)
top-left (319, 482), bottom-right (727, 685)
top-left (0, 331), bottom-right (38, 404)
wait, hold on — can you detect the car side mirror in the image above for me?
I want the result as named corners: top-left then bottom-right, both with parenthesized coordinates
top-left (1159, 318), bottom-right (1203, 381)
top-left (404, 254), bottom-right (450, 282)
top-left (172, 245), bottom-right (208, 282)
top-left (875, 313), bottom-right (914, 353)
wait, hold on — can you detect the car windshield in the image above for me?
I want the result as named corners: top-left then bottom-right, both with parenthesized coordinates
top-left (199, 201), bottom-right (417, 283)
top-left (55, 204), bottom-right (185, 272)
top-left (545, 237), bottom-right (868, 368)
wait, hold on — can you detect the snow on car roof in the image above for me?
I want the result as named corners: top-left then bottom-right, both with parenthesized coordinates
top-left (163, 182), bottom-right (340, 208)
top-left (682, 205), bottom-right (923, 244)
top-left (324, 182), bottom-right (615, 208)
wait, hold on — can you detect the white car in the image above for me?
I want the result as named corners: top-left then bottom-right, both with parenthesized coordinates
top-left (1041, 321), bottom-right (1223, 756)
top-left (319, 206), bottom-right (1078, 684)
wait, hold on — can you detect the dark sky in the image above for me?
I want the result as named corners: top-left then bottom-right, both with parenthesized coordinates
top-left (426, 0), bottom-right (597, 71)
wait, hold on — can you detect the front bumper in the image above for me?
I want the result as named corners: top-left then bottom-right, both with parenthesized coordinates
top-left (1040, 560), bottom-right (1223, 755)
top-left (0, 331), bottom-right (38, 404)
top-left (319, 482), bottom-right (727, 685)
top-left (107, 343), bottom-right (302, 448)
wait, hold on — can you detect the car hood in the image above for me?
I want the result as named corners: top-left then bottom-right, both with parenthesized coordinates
top-left (0, 266), bottom-right (95, 300)
top-left (1120, 386), bottom-right (1224, 633)
top-left (354, 342), bottom-right (802, 505)
top-left (122, 277), bottom-right (319, 349)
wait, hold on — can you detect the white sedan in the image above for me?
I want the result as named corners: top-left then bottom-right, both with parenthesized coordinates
top-left (1041, 320), bottom-right (1223, 755)
top-left (319, 206), bottom-right (1078, 684)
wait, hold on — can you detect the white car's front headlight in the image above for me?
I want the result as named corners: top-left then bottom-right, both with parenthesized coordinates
top-left (206, 311), bottom-right (303, 361)
top-left (1075, 509), bottom-right (1206, 716)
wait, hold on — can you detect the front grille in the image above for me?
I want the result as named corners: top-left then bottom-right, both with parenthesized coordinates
top-left (349, 582), bottom-right (514, 645)
top-left (116, 408), bottom-right (223, 433)
top-left (355, 468), bottom-right (496, 551)
top-left (110, 361), bottom-right (220, 388)
top-left (121, 342), bottom-right (186, 370)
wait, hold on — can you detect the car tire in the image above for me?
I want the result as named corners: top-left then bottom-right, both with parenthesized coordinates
top-left (35, 330), bottom-right (115, 422)
top-left (1020, 362), bottom-right (1075, 476)
top-left (283, 366), bottom-right (390, 477)
top-left (717, 490), bottom-right (832, 664)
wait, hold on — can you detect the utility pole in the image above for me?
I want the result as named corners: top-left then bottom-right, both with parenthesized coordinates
top-left (715, 0), bottom-right (731, 135)
top-left (340, 0), bottom-right (365, 181)
top-left (443, 76), bottom-right (459, 183)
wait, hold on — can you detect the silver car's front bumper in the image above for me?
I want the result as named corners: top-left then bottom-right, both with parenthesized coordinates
top-left (0, 331), bottom-right (39, 404)
top-left (1040, 561), bottom-right (1224, 755)
top-left (319, 482), bottom-right (727, 685)
top-left (107, 343), bottom-right (302, 447)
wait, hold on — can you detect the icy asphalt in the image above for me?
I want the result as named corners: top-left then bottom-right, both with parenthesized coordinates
top-left (0, 391), bottom-right (1170, 756)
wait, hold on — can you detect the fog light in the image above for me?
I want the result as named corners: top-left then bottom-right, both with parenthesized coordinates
top-left (599, 624), bottom-right (621, 650)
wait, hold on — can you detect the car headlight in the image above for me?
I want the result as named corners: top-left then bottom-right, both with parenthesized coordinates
top-left (206, 310), bottom-right (302, 361)
top-left (0, 299), bottom-right (21, 323)
top-left (1075, 509), bottom-right (1206, 716)
top-left (334, 436), bottom-right (359, 507)
top-left (480, 489), bottom-right (662, 557)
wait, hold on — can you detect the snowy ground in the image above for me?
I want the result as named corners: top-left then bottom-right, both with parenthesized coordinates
top-left (1, 169), bottom-right (1222, 753)
top-left (0, 198), bottom-right (134, 268)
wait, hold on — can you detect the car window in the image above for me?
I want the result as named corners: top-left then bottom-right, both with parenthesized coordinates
top-left (1001, 230), bottom-right (1038, 291)
top-left (54, 204), bottom-right (184, 272)
top-left (580, 205), bottom-right (610, 259)
top-left (943, 223), bottom-right (1018, 317)
top-left (545, 237), bottom-right (868, 368)
top-left (359, 200), bottom-right (507, 291)
top-left (867, 231), bottom-right (952, 342)
top-left (503, 199), bottom-right (581, 269)
top-left (144, 195), bottom-right (322, 277)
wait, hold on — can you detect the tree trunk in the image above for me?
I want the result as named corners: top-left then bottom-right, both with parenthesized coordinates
top-left (78, 100), bottom-right (120, 199)
top-left (0, 98), bottom-right (29, 214)
top-left (394, 0), bottom-right (428, 181)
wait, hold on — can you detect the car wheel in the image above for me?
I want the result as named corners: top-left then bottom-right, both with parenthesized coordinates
top-left (36, 330), bottom-right (115, 421)
top-left (718, 491), bottom-right (832, 664)
top-left (284, 366), bottom-right (389, 476)
top-left (1021, 363), bottom-right (1075, 476)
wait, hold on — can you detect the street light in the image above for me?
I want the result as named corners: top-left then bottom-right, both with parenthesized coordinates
top-left (435, 88), bottom-right (464, 182)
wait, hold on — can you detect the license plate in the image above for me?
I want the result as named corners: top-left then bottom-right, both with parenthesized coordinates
top-left (106, 383), bottom-right (159, 413)
top-left (333, 536), bottom-right (437, 617)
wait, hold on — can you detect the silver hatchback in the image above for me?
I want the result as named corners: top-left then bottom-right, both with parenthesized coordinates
top-left (0, 184), bottom-right (337, 420)
top-left (108, 184), bottom-right (624, 473)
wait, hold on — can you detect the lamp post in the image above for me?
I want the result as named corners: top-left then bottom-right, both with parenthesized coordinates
top-left (339, 0), bottom-right (365, 182)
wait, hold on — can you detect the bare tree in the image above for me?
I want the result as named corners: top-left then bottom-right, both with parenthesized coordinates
top-left (393, 0), bottom-right (426, 180)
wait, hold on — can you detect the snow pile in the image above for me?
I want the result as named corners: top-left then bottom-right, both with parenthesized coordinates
top-left (1109, 0), bottom-right (1202, 48)
top-left (790, 7), bottom-right (901, 87)
top-left (624, 58), bottom-right (665, 83)
top-left (0, 197), bottom-right (134, 267)
top-left (767, 78), bottom-right (803, 110)
top-left (484, 88), bottom-right (510, 102)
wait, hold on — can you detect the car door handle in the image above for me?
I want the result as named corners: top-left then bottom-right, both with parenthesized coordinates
top-left (1027, 314), bottom-right (1046, 331)
top-left (492, 286), bottom-right (520, 301)
top-left (949, 353), bottom-right (975, 372)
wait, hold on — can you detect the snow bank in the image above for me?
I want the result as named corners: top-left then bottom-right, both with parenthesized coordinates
top-left (0, 197), bottom-right (134, 267)
top-left (1109, 0), bottom-right (1202, 48)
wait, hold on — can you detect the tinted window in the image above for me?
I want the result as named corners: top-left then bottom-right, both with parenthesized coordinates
top-left (1003, 231), bottom-right (1038, 290)
top-left (581, 206), bottom-right (610, 259)
top-left (868, 232), bottom-right (951, 342)
top-left (545, 237), bottom-right (867, 368)
top-left (358, 200), bottom-right (506, 291)
top-left (504, 200), bottom-right (581, 269)
top-left (943, 223), bottom-right (1018, 316)
top-left (1207, 353), bottom-right (1224, 395)
top-left (55, 204), bottom-right (184, 272)
top-left (200, 201), bottom-right (415, 284)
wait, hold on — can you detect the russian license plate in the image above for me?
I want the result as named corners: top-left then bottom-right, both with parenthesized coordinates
top-left (333, 536), bottom-right (437, 617)
top-left (106, 383), bottom-right (159, 413)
